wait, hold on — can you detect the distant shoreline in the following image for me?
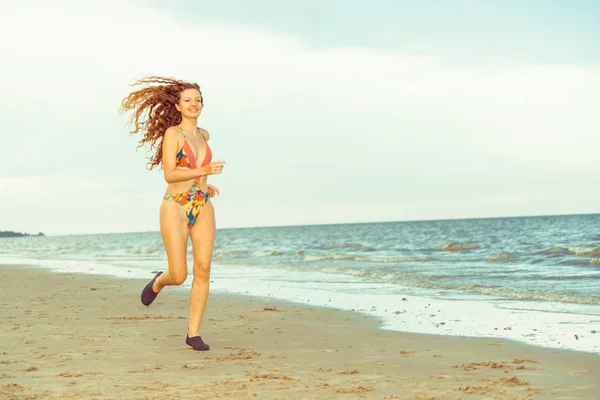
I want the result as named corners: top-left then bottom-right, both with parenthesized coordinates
top-left (0, 231), bottom-right (45, 238)
top-left (17, 211), bottom-right (600, 237)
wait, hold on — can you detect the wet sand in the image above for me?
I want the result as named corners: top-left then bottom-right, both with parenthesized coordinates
top-left (1, 265), bottom-right (598, 399)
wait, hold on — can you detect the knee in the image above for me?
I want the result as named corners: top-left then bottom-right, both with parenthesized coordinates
top-left (193, 261), bottom-right (211, 283)
top-left (170, 270), bottom-right (188, 286)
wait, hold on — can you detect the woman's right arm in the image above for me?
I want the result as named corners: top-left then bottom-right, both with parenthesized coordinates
top-left (162, 127), bottom-right (225, 183)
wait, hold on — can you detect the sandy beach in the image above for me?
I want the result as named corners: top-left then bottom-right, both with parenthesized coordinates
top-left (1, 265), bottom-right (598, 399)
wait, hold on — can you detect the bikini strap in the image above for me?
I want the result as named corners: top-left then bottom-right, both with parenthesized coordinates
top-left (197, 127), bottom-right (207, 141)
top-left (179, 125), bottom-right (207, 141)
top-left (177, 125), bottom-right (187, 139)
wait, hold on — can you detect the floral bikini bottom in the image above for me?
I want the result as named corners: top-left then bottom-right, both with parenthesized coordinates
top-left (164, 180), bottom-right (210, 229)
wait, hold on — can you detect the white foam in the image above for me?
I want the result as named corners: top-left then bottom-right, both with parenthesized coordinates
top-left (2, 257), bottom-right (598, 354)
top-left (209, 265), bottom-right (600, 354)
top-left (0, 256), bottom-right (154, 280)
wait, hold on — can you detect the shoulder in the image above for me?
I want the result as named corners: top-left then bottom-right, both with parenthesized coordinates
top-left (198, 127), bottom-right (211, 141)
top-left (163, 126), bottom-right (183, 146)
top-left (164, 126), bottom-right (184, 140)
top-left (164, 125), bottom-right (180, 138)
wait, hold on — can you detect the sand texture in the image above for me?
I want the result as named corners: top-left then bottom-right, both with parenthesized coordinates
top-left (1, 265), bottom-right (598, 399)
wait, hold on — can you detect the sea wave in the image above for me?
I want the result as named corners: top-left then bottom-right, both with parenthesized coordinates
top-left (569, 246), bottom-right (600, 256)
top-left (213, 250), bottom-right (249, 257)
top-left (560, 258), bottom-right (600, 266)
top-left (317, 242), bottom-right (376, 252)
top-left (392, 281), bottom-right (600, 305)
top-left (252, 250), bottom-right (285, 257)
top-left (485, 254), bottom-right (516, 261)
top-left (539, 247), bottom-right (575, 255)
top-left (133, 247), bottom-right (160, 255)
top-left (303, 254), bottom-right (424, 263)
top-left (214, 262), bottom-right (600, 305)
top-left (438, 242), bottom-right (480, 251)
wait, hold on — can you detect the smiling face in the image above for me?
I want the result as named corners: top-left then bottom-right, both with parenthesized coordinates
top-left (176, 88), bottom-right (203, 119)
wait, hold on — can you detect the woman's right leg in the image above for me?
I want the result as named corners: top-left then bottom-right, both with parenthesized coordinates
top-left (154, 200), bottom-right (190, 292)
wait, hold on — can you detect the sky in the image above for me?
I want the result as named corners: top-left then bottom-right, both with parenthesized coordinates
top-left (0, 0), bottom-right (599, 235)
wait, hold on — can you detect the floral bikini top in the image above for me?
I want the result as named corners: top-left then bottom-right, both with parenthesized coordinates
top-left (176, 126), bottom-right (212, 169)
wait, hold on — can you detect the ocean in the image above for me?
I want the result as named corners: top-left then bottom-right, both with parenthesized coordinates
top-left (2, 214), bottom-right (599, 354)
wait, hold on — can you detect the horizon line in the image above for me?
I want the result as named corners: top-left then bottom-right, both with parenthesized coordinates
top-left (16, 210), bottom-right (600, 237)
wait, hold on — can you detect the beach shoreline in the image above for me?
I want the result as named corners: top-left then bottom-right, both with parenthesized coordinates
top-left (1, 264), bottom-right (599, 399)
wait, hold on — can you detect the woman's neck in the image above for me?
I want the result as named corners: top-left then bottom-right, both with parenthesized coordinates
top-left (179, 118), bottom-right (198, 136)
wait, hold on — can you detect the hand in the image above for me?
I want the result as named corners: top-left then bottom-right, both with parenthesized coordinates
top-left (207, 184), bottom-right (220, 197)
top-left (202, 160), bottom-right (226, 175)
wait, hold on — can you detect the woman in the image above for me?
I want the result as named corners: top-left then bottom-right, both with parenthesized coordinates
top-left (120, 76), bottom-right (226, 351)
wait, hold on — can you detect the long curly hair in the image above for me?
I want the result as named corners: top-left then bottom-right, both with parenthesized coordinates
top-left (120, 76), bottom-right (203, 169)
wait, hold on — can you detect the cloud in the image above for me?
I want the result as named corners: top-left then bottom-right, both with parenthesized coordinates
top-left (0, 0), bottom-right (598, 234)
top-left (2, 1), bottom-right (598, 116)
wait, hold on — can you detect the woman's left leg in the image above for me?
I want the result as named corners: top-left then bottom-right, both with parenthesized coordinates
top-left (188, 200), bottom-right (216, 338)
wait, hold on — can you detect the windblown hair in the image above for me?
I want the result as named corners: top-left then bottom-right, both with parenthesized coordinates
top-left (120, 76), bottom-right (203, 169)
